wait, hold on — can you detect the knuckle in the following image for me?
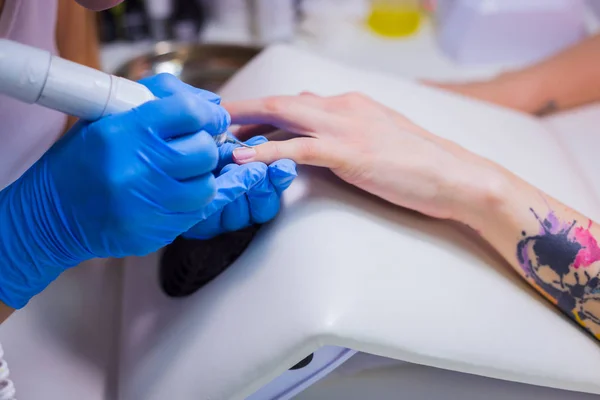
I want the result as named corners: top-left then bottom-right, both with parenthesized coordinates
top-left (268, 141), bottom-right (284, 160)
top-left (336, 92), bottom-right (371, 107)
top-left (297, 140), bottom-right (318, 162)
top-left (263, 97), bottom-right (285, 114)
top-left (153, 72), bottom-right (177, 88)
top-left (346, 91), bottom-right (371, 104)
top-left (91, 118), bottom-right (121, 142)
top-left (177, 92), bottom-right (201, 116)
top-left (181, 132), bottom-right (219, 172)
top-left (175, 95), bottom-right (208, 129)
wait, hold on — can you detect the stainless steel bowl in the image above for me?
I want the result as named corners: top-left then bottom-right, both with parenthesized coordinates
top-left (114, 42), bottom-right (261, 92)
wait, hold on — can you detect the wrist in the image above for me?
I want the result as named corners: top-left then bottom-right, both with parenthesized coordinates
top-left (495, 69), bottom-right (550, 115)
top-left (447, 161), bottom-right (521, 232)
top-left (0, 163), bottom-right (88, 308)
top-left (0, 301), bottom-right (14, 324)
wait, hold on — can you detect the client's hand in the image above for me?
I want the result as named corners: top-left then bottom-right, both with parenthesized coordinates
top-left (226, 92), bottom-right (504, 223)
top-left (227, 92), bottom-right (600, 341)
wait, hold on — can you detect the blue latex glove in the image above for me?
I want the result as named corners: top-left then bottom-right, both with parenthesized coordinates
top-left (183, 134), bottom-right (297, 239)
top-left (0, 74), bottom-right (229, 309)
top-left (139, 77), bottom-right (298, 239)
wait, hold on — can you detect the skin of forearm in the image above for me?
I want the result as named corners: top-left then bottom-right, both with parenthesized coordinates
top-left (504, 34), bottom-right (600, 115)
top-left (458, 166), bottom-right (600, 339)
top-left (56, 0), bottom-right (101, 132)
top-left (0, 302), bottom-right (13, 323)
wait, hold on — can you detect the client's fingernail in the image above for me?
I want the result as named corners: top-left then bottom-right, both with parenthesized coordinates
top-left (233, 147), bottom-right (256, 162)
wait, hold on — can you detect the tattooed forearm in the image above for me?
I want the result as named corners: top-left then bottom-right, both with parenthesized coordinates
top-left (517, 208), bottom-right (600, 338)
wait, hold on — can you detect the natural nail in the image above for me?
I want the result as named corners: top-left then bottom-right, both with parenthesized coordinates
top-left (233, 147), bottom-right (256, 162)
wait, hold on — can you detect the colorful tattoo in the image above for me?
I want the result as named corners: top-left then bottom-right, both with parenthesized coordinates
top-left (517, 209), bottom-right (600, 337)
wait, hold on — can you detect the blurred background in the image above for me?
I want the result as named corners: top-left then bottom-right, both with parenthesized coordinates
top-left (97, 0), bottom-right (600, 86)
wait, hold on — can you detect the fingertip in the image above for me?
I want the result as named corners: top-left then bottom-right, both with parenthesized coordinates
top-left (204, 173), bottom-right (218, 204)
top-left (216, 107), bottom-right (231, 135)
top-left (268, 159), bottom-right (297, 190)
top-left (223, 137), bottom-right (266, 167)
top-left (138, 73), bottom-right (178, 96)
top-left (195, 101), bottom-right (231, 135)
top-left (233, 147), bottom-right (258, 164)
top-left (270, 159), bottom-right (297, 175)
top-left (164, 131), bottom-right (220, 179)
top-left (196, 89), bottom-right (222, 104)
top-left (224, 111), bottom-right (232, 130)
top-left (176, 173), bottom-right (218, 212)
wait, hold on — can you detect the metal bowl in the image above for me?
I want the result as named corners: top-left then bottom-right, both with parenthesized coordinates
top-left (114, 42), bottom-right (262, 92)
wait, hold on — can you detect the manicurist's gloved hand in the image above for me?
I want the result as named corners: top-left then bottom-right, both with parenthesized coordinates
top-left (183, 134), bottom-right (297, 239)
top-left (0, 74), bottom-right (228, 309)
top-left (140, 75), bottom-right (298, 239)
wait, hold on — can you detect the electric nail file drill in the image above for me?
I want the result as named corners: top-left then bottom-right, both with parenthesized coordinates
top-left (0, 38), bottom-right (239, 146)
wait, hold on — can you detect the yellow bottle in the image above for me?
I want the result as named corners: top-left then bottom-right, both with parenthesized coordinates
top-left (367, 0), bottom-right (422, 38)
